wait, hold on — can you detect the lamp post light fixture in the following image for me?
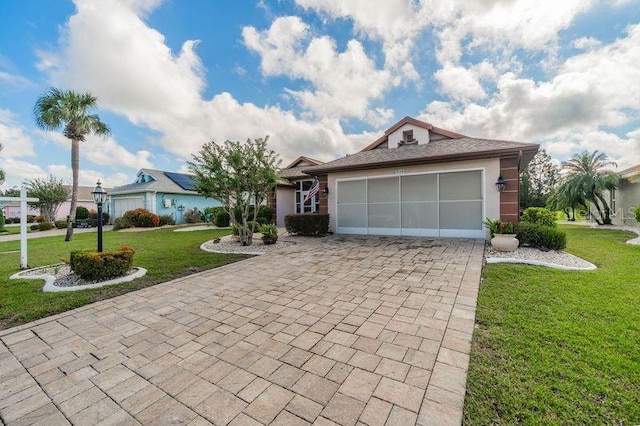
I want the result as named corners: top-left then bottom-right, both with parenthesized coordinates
top-left (92, 180), bottom-right (107, 252)
top-left (495, 175), bottom-right (506, 192)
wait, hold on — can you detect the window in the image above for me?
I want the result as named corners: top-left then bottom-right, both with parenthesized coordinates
top-left (295, 180), bottom-right (320, 213)
top-left (402, 130), bottom-right (414, 144)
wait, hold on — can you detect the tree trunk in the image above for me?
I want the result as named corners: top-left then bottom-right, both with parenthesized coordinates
top-left (594, 192), bottom-right (611, 224)
top-left (65, 138), bottom-right (80, 242)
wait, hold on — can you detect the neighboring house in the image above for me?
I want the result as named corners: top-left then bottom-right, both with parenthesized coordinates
top-left (56, 185), bottom-right (113, 221)
top-left (271, 116), bottom-right (539, 239)
top-left (611, 164), bottom-right (640, 226)
top-left (1, 202), bottom-right (39, 220)
top-left (109, 169), bottom-right (222, 224)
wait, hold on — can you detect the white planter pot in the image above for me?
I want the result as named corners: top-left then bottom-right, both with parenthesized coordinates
top-left (491, 234), bottom-right (519, 252)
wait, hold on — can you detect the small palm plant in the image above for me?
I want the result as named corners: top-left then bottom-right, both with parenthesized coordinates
top-left (260, 224), bottom-right (278, 245)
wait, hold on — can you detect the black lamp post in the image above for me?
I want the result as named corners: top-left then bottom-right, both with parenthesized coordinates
top-left (92, 181), bottom-right (107, 252)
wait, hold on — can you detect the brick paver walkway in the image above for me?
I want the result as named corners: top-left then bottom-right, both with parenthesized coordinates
top-left (0, 235), bottom-right (484, 425)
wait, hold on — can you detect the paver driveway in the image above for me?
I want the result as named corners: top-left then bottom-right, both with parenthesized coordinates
top-left (0, 235), bottom-right (484, 425)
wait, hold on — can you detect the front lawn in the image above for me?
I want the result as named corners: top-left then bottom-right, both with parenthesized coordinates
top-left (464, 225), bottom-right (640, 424)
top-left (0, 226), bottom-right (247, 330)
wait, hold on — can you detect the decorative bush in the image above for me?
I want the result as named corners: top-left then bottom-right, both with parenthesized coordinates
top-left (184, 208), bottom-right (202, 223)
top-left (89, 210), bottom-right (110, 223)
top-left (75, 206), bottom-right (90, 220)
top-left (4, 217), bottom-right (13, 224)
top-left (285, 213), bottom-right (329, 237)
top-left (0, 208), bottom-right (5, 230)
top-left (260, 224), bottom-right (278, 237)
top-left (38, 222), bottom-right (53, 231)
top-left (70, 246), bottom-right (135, 281)
top-left (113, 217), bottom-right (133, 231)
top-left (30, 224), bottom-right (39, 231)
top-left (55, 220), bottom-right (68, 229)
top-left (258, 205), bottom-right (275, 224)
top-left (10, 217), bottom-right (20, 224)
top-left (215, 210), bottom-right (230, 227)
top-left (483, 218), bottom-right (516, 238)
top-left (516, 222), bottom-right (567, 251)
top-left (522, 207), bottom-right (556, 227)
top-left (34, 215), bottom-right (45, 223)
top-left (122, 208), bottom-right (160, 227)
top-left (159, 214), bottom-right (176, 226)
top-left (635, 205), bottom-right (640, 223)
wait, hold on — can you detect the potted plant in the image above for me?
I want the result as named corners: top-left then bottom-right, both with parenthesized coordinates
top-left (260, 224), bottom-right (278, 245)
top-left (483, 218), bottom-right (519, 252)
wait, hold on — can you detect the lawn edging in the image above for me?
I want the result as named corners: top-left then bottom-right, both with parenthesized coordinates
top-left (485, 257), bottom-right (597, 270)
top-left (10, 265), bottom-right (148, 292)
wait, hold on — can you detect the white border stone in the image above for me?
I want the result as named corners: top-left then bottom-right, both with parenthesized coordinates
top-left (10, 266), bottom-right (148, 292)
top-left (486, 257), bottom-right (596, 271)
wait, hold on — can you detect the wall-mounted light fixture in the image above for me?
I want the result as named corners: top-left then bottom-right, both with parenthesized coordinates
top-left (322, 187), bottom-right (329, 196)
top-left (495, 175), bottom-right (506, 192)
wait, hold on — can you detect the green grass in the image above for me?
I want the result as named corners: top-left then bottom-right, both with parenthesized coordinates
top-left (464, 225), bottom-right (640, 424)
top-left (0, 226), bottom-right (30, 235)
top-left (0, 226), bottom-right (247, 330)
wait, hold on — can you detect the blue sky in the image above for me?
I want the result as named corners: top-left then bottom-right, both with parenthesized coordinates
top-left (1, 0), bottom-right (639, 189)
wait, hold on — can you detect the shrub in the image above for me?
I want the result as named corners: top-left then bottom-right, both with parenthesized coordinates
top-left (0, 209), bottom-right (4, 230)
top-left (215, 210), bottom-right (230, 227)
top-left (184, 208), bottom-right (202, 223)
top-left (4, 217), bottom-right (13, 224)
top-left (75, 206), bottom-right (90, 220)
top-left (159, 214), bottom-right (176, 226)
top-left (55, 220), bottom-right (68, 229)
top-left (483, 218), bottom-right (516, 238)
top-left (30, 224), bottom-right (39, 231)
top-left (635, 206), bottom-right (640, 223)
top-left (27, 215), bottom-right (37, 223)
top-left (113, 217), bottom-right (133, 231)
top-left (122, 208), bottom-right (160, 227)
top-left (257, 205), bottom-right (275, 224)
top-left (89, 210), bottom-right (110, 223)
top-left (260, 224), bottom-right (278, 237)
top-left (522, 207), bottom-right (556, 227)
top-left (10, 217), bottom-right (20, 224)
top-left (70, 246), bottom-right (135, 281)
top-left (38, 222), bottom-right (53, 231)
top-left (516, 222), bottom-right (566, 251)
top-left (285, 213), bottom-right (329, 237)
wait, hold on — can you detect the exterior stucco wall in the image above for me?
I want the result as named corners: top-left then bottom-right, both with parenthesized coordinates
top-left (56, 201), bottom-right (99, 220)
top-left (326, 158), bottom-right (501, 238)
top-left (276, 187), bottom-right (295, 227)
top-left (154, 193), bottom-right (221, 224)
top-left (612, 180), bottom-right (640, 225)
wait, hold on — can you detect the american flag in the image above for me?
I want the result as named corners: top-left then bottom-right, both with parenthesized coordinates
top-left (303, 179), bottom-right (320, 203)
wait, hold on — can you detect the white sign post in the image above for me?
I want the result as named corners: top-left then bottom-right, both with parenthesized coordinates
top-left (0, 187), bottom-right (39, 269)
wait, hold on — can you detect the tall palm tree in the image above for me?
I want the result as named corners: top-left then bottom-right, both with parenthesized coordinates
top-left (34, 88), bottom-right (110, 241)
top-left (0, 143), bottom-right (5, 185)
top-left (561, 151), bottom-right (619, 225)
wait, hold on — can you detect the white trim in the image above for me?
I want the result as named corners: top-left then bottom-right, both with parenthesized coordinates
top-left (335, 167), bottom-right (486, 239)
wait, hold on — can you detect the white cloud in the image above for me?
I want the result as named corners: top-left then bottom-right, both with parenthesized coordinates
top-left (0, 109), bottom-right (35, 158)
top-left (47, 164), bottom-right (130, 187)
top-left (570, 36), bottom-right (602, 50)
top-left (39, 0), bottom-right (369, 169)
top-left (243, 16), bottom-right (393, 121)
top-left (0, 159), bottom-right (47, 188)
top-left (434, 64), bottom-right (489, 102)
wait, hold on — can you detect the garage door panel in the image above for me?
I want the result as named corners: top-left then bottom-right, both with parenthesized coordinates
top-left (401, 202), bottom-right (438, 229)
top-left (439, 171), bottom-right (482, 200)
top-left (368, 177), bottom-right (399, 203)
top-left (368, 203), bottom-right (400, 228)
top-left (401, 175), bottom-right (437, 202)
top-left (337, 204), bottom-right (367, 228)
top-left (439, 201), bottom-right (482, 230)
top-left (338, 180), bottom-right (366, 204)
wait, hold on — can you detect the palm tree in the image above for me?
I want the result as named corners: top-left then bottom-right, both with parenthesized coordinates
top-left (0, 143), bottom-right (5, 185)
top-left (561, 151), bottom-right (619, 225)
top-left (34, 88), bottom-right (110, 241)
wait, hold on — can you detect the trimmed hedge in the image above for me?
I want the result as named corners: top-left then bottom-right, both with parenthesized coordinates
top-left (516, 222), bottom-right (567, 251)
top-left (75, 206), bottom-right (90, 220)
top-left (70, 246), bottom-right (135, 281)
top-left (635, 205), bottom-right (640, 223)
top-left (38, 222), bottom-right (53, 231)
top-left (159, 214), bottom-right (176, 226)
top-left (522, 207), bottom-right (556, 227)
top-left (54, 220), bottom-right (68, 229)
top-left (113, 217), bottom-right (133, 231)
top-left (285, 213), bottom-right (329, 237)
top-left (215, 210), bottom-right (231, 227)
top-left (30, 224), bottom-right (39, 231)
top-left (123, 208), bottom-right (160, 227)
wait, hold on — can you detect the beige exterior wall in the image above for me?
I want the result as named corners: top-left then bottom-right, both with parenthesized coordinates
top-left (276, 187), bottom-right (295, 227)
top-left (327, 158), bottom-right (501, 238)
top-left (612, 180), bottom-right (640, 225)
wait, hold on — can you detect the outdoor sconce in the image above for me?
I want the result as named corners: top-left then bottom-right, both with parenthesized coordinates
top-left (323, 187), bottom-right (329, 196)
top-left (495, 175), bottom-right (506, 192)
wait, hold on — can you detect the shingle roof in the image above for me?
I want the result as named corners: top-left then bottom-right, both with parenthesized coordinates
top-left (110, 169), bottom-right (198, 195)
top-left (619, 164), bottom-right (640, 178)
top-left (64, 185), bottom-right (113, 201)
top-left (304, 137), bottom-right (539, 174)
top-left (279, 166), bottom-right (314, 180)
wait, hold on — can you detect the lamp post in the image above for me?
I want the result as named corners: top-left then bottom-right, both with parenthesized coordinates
top-left (92, 181), bottom-right (107, 252)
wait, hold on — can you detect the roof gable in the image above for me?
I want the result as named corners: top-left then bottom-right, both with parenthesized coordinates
top-left (111, 169), bottom-right (199, 195)
top-left (284, 156), bottom-right (324, 169)
top-left (362, 117), bottom-right (466, 151)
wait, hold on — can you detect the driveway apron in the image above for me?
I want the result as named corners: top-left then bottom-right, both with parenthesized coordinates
top-left (0, 235), bottom-right (484, 425)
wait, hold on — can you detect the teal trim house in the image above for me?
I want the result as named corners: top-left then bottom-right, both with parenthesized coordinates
top-left (109, 169), bottom-right (221, 224)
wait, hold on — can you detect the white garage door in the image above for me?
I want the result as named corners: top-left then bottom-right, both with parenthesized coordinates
top-left (337, 170), bottom-right (484, 238)
top-left (113, 197), bottom-right (145, 219)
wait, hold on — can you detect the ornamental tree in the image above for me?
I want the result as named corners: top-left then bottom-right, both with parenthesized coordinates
top-left (27, 175), bottom-right (70, 223)
top-left (189, 137), bottom-right (280, 246)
